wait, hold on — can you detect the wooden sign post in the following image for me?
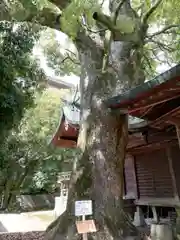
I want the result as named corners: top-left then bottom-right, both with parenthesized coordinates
top-left (75, 200), bottom-right (97, 239)
top-left (82, 215), bottom-right (87, 240)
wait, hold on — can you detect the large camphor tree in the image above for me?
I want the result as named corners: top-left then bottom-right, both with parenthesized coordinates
top-left (1, 0), bottom-right (180, 239)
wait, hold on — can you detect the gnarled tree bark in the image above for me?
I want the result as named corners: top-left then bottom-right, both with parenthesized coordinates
top-left (45, 2), bottom-right (147, 239)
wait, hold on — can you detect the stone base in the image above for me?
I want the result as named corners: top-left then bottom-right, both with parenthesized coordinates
top-left (150, 224), bottom-right (173, 240)
top-left (54, 196), bottom-right (67, 218)
top-left (133, 207), bottom-right (146, 227)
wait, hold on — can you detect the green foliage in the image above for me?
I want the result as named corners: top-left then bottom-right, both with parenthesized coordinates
top-left (2, 0), bottom-right (180, 80)
top-left (61, 0), bottom-right (100, 38)
top-left (46, 46), bottom-right (80, 76)
top-left (159, 0), bottom-right (180, 63)
top-left (13, 88), bottom-right (72, 193)
top-left (38, 29), bottom-right (80, 76)
top-left (34, 28), bottom-right (81, 76)
top-left (0, 89), bottom-right (78, 210)
top-left (142, 43), bottom-right (158, 79)
top-left (3, 0), bottom-right (61, 24)
top-left (129, 0), bottom-right (180, 77)
top-left (0, 21), bottom-right (44, 141)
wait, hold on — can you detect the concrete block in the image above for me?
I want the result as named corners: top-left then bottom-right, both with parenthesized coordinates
top-left (150, 223), bottom-right (173, 240)
top-left (133, 207), bottom-right (146, 227)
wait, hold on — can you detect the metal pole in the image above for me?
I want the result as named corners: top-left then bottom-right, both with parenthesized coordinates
top-left (82, 215), bottom-right (88, 240)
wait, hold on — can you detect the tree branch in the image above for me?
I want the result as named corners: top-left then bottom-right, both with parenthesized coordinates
top-left (60, 56), bottom-right (69, 64)
top-left (114, 0), bottom-right (126, 23)
top-left (143, 53), bottom-right (153, 72)
top-left (147, 24), bottom-right (180, 38)
top-left (57, 49), bottom-right (80, 65)
top-left (81, 15), bottom-right (107, 34)
top-left (49, 0), bottom-right (71, 10)
top-left (151, 49), bottom-right (162, 62)
top-left (101, 0), bottom-right (126, 73)
top-left (136, 3), bottom-right (144, 17)
top-left (67, 53), bottom-right (80, 65)
top-left (143, 0), bottom-right (163, 24)
top-left (92, 11), bottom-right (135, 36)
top-left (82, 12), bottom-right (136, 42)
top-left (65, 49), bottom-right (77, 57)
top-left (149, 39), bottom-right (176, 52)
top-left (60, 54), bottom-right (80, 65)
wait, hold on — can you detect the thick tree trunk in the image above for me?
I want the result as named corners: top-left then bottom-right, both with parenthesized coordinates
top-left (46, 1), bottom-right (146, 239)
top-left (0, 178), bottom-right (14, 211)
top-left (46, 41), bottom-right (143, 240)
top-left (0, 161), bottom-right (37, 211)
top-left (46, 113), bottom-right (139, 239)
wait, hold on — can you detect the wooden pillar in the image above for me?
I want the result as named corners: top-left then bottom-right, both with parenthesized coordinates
top-left (134, 156), bottom-right (139, 199)
top-left (167, 146), bottom-right (179, 201)
top-left (176, 125), bottom-right (180, 149)
top-left (151, 206), bottom-right (159, 223)
top-left (124, 154), bottom-right (138, 199)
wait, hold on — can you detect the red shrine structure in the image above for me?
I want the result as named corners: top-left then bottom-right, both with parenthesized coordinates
top-left (51, 64), bottom-right (180, 223)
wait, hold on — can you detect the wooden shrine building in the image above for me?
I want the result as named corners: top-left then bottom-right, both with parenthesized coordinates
top-left (51, 64), bottom-right (180, 222)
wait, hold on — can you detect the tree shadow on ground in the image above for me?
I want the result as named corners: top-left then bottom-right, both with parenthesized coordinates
top-left (0, 221), bottom-right (8, 232)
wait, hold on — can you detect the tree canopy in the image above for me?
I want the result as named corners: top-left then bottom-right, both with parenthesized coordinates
top-left (1, 0), bottom-right (180, 80)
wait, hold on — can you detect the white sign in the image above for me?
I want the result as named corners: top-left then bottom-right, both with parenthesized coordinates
top-left (75, 200), bottom-right (92, 216)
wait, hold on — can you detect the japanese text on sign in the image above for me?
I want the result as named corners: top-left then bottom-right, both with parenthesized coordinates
top-left (75, 200), bottom-right (92, 216)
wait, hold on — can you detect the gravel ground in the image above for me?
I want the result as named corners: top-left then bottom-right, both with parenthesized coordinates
top-left (0, 231), bottom-right (45, 240)
top-left (0, 211), bottom-right (54, 240)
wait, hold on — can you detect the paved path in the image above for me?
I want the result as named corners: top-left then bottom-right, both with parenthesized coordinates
top-left (0, 211), bottom-right (55, 232)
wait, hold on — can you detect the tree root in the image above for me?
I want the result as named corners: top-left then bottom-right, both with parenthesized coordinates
top-left (45, 208), bottom-right (145, 240)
